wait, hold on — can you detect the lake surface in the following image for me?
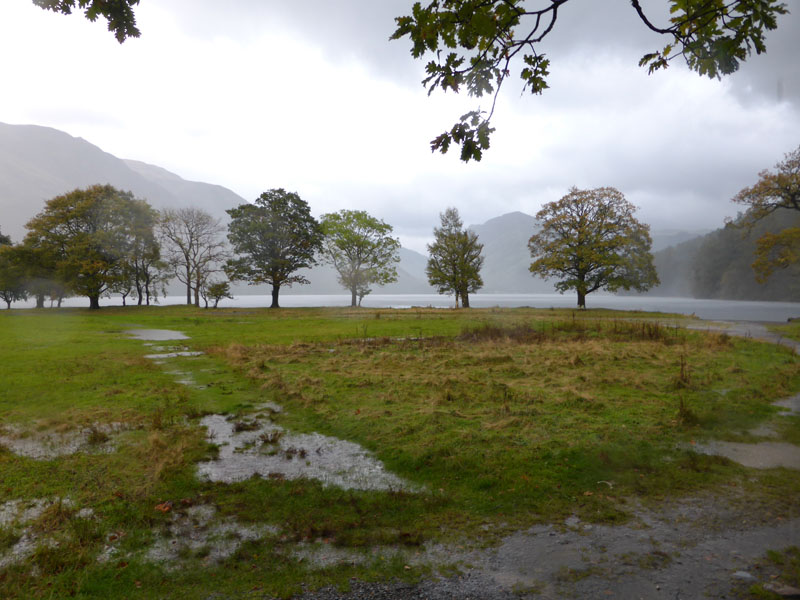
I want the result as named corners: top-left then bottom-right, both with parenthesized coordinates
top-left (17, 293), bottom-right (800, 322)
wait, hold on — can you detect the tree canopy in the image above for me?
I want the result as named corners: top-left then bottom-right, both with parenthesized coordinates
top-left (426, 207), bottom-right (484, 308)
top-left (320, 210), bottom-right (401, 307)
top-left (22, 185), bottom-right (153, 309)
top-left (529, 187), bottom-right (659, 308)
top-left (732, 145), bottom-right (800, 282)
top-left (392, 0), bottom-right (788, 161)
top-left (32, 0), bottom-right (140, 42)
top-left (226, 189), bottom-right (323, 309)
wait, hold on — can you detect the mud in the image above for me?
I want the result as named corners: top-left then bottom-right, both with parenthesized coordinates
top-left (196, 413), bottom-right (413, 492)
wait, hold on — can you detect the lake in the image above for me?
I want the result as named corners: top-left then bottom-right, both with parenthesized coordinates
top-left (17, 293), bottom-right (800, 323)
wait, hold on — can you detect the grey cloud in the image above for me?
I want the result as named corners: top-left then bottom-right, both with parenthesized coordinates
top-left (156, 1), bottom-right (798, 103)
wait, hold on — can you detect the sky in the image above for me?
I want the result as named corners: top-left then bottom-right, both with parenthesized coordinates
top-left (0, 0), bottom-right (798, 253)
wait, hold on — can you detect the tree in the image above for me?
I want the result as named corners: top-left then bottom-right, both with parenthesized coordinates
top-left (32, 0), bottom-right (140, 42)
top-left (392, 0), bottom-right (788, 162)
top-left (529, 187), bottom-right (659, 308)
top-left (202, 280), bottom-right (234, 309)
top-left (0, 237), bottom-right (27, 309)
top-left (23, 185), bottom-right (147, 309)
top-left (160, 208), bottom-right (228, 307)
top-left (752, 227), bottom-right (800, 285)
top-left (426, 207), bottom-right (484, 308)
top-left (226, 189), bottom-right (323, 309)
top-left (116, 199), bottom-right (165, 306)
top-left (732, 145), bottom-right (800, 281)
top-left (320, 210), bottom-right (401, 307)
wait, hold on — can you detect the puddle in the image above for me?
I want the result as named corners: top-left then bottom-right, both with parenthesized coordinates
top-left (693, 441), bottom-right (800, 470)
top-left (165, 370), bottom-right (199, 387)
top-left (144, 351), bottom-right (203, 360)
top-left (143, 504), bottom-right (275, 569)
top-left (0, 498), bottom-right (93, 570)
top-left (290, 542), bottom-right (376, 569)
top-left (0, 423), bottom-right (127, 460)
top-left (685, 321), bottom-right (800, 469)
top-left (774, 392), bottom-right (800, 416)
top-left (126, 329), bottom-right (189, 341)
top-left (196, 413), bottom-right (414, 492)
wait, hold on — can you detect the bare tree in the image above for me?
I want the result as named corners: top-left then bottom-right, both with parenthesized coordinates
top-left (159, 208), bottom-right (228, 306)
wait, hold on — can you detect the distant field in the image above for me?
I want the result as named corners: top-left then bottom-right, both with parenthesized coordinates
top-left (1, 306), bottom-right (798, 599)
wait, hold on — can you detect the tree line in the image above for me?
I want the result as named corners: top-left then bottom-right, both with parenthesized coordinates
top-left (4, 145), bottom-right (794, 311)
top-left (0, 184), bottom-right (667, 310)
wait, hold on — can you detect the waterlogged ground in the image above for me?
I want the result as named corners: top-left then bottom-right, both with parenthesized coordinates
top-left (1, 313), bottom-right (799, 599)
top-left (126, 328), bottom-right (414, 492)
top-left (196, 414), bottom-right (414, 491)
top-left (688, 321), bottom-right (800, 471)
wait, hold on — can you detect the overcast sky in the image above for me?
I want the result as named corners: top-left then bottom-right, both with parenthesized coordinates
top-left (0, 0), bottom-right (797, 252)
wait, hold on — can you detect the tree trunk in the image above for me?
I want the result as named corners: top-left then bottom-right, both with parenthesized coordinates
top-left (185, 282), bottom-right (192, 305)
top-left (462, 292), bottom-right (470, 308)
top-left (36, 293), bottom-right (45, 308)
top-left (270, 284), bottom-right (280, 309)
top-left (4, 300), bottom-right (10, 309)
top-left (577, 289), bottom-right (586, 309)
top-left (89, 295), bottom-right (100, 310)
top-left (350, 286), bottom-right (358, 307)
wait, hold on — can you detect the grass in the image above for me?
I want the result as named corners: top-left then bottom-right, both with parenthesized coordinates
top-left (0, 305), bottom-right (798, 598)
top-left (740, 546), bottom-right (800, 599)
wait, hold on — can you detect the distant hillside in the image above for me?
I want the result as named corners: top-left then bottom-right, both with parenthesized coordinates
top-left (636, 211), bottom-right (799, 302)
top-left (0, 122), bottom-right (245, 242)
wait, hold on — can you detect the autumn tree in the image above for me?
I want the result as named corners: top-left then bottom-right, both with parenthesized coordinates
top-left (529, 187), bottom-right (659, 308)
top-left (426, 207), bottom-right (484, 308)
top-left (160, 207), bottom-right (228, 306)
top-left (392, 0), bottom-right (788, 161)
top-left (320, 210), bottom-right (401, 307)
top-left (732, 145), bottom-right (800, 282)
top-left (23, 185), bottom-right (149, 309)
top-left (226, 189), bottom-right (323, 309)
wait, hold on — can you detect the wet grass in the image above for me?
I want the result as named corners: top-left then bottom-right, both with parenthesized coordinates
top-left (772, 319), bottom-right (800, 343)
top-left (0, 305), bottom-right (798, 598)
top-left (740, 546), bottom-right (800, 599)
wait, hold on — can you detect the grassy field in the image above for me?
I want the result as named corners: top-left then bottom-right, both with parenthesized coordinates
top-left (1, 305), bottom-right (799, 598)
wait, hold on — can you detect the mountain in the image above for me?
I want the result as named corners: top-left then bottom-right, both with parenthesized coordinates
top-left (0, 122), bottom-right (245, 242)
top-left (468, 212), bottom-right (555, 293)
